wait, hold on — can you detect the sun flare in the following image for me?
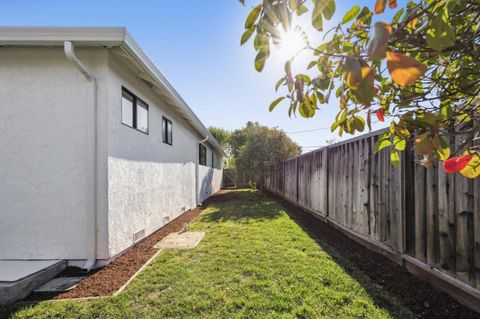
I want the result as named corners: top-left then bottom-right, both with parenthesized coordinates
top-left (276, 27), bottom-right (307, 61)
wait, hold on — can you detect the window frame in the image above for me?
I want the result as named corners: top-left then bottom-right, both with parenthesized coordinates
top-left (199, 144), bottom-right (207, 166)
top-left (162, 116), bottom-right (173, 145)
top-left (121, 87), bottom-right (149, 135)
top-left (211, 152), bottom-right (215, 168)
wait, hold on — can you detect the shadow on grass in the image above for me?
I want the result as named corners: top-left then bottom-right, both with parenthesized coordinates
top-left (208, 189), bottom-right (413, 318)
top-left (200, 190), bottom-right (284, 224)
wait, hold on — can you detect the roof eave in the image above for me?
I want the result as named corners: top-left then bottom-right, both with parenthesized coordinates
top-left (0, 27), bottom-right (225, 156)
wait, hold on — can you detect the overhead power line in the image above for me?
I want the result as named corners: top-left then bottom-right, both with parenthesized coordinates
top-left (285, 127), bottom-right (330, 134)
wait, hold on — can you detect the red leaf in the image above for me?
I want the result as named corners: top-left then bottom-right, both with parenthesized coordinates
top-left (376, 109), bottom-right (385, 122)
top-left (443, 156), bottom-right (473, 173)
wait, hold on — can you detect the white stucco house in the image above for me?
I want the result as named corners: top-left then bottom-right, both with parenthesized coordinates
top-left (0, 27), bottom-right (224, 272)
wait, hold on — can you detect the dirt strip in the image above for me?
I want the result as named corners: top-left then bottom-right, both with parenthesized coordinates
top-left (26, 190), bottom-right (232, 301)
top-left (264, 191), bottom-right (480, 319)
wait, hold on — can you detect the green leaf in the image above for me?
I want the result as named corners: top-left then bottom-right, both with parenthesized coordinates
top-left (322, 0), bottom-right (336, 20)
top-left (357, 6), bottom-right (372, 25)
top-left (241, 27), bottom-right (255, 45)
top-left (342, 6), bottom-right (360, 24)
top-left (288, 0), bottom-right (299, 10)
top-left (393, 136), bottom-right (406, 151)
top-left (353, 116), bottom-right (366, 132)
top-left (245, 4), bottom-right (262, 29)
top-left (269, 97), bottom-right (285, 112)
top-left (296, 74), bottom-right (311, 84)
top-left (275, 77), bottom-right (285, 91)
top-left (390, 149), bottom-right (400, 167)
top-left (426, 5), bottom-right (456, 51)
top-left (312, 2), bottom-right (324, 31)
top-left (255, 48), bottom-right (269, 72)
top-left (432, 135), bottom-right (450, 160)
top-left (331, 120), bottom-right (340, 132)
top-left (284, 60), bottom-right (292, 75)
top-left (375, 137), bottom-right (392, 152)
top-left (297, 5), bottom-right (308, 16)
top-left (307, 61), bottom-right (317, 69)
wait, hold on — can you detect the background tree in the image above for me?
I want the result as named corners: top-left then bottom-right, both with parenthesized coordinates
top-left (228, 121), bottom-right (301, 182)
top-left (209, 126), bottom-right (234, 167)
top-left (209, 126), bottom-right (231, 151)
top-left (239, 0), bottom-right (480, 178)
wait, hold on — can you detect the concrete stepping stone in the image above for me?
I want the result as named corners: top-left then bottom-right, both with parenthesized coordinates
top-left (33, 277), bottom-right (85, 293)
top-left (154, 232), bottom-right (205, 249)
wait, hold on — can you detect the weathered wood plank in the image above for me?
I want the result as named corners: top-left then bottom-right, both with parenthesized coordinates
top-left (425, 163), bottom-right (439, 266)
top-left (474, 174), bottom-right (480, 288)
top-left (414, 159), bottom-right (427, 263)
top-left (455, 173), bottom-right (473, 284)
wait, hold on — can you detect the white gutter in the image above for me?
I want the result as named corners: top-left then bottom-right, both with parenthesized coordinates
top-left (64, 41), bottom-right (97, 271)
top-left (196, 136), bottom-right (209, 206)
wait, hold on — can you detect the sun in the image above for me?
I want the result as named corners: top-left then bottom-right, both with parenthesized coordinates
top-left (275, 27), bottom-right (308, 61)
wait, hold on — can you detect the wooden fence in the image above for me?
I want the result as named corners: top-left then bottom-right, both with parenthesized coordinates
top-left (264, 129), bottom-right (480, 311)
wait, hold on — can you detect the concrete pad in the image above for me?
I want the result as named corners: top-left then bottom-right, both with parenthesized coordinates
top-left (34, 277), bottom-right (84, 293)
top-left (0, 260), bottom-right (62, 282)
top-left (0, 260), bottom-right (66, 304)
top-left (154, 232), bottom-right (205, 249)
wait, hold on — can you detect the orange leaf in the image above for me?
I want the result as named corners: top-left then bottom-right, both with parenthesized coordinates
top-left (374, 0), bottom-right (387, 14)
top-left (386, 51), bottom-right (426, 86)
top-left (376, 109), bottom-right (385, 122)
top-left (387, 0), bottom-right (397, 9)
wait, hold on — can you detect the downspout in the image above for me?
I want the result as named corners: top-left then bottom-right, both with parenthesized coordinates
top-left (196, 136), bottom-right (209, 206)
top-left (64, 41), bottom-right (97, 271)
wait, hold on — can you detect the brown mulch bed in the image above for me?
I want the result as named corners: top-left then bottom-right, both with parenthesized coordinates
top-left (27, 190), bottom-right (233, 301)
top-left (264, 190), bottom-right (480, 319)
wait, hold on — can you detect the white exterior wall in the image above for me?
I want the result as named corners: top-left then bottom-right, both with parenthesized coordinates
top-left (106, 54), bottom-right (223, 257)
top-left (0, 47), bottom-right (110, 260)
top-left (0, 46), bottom-right (223, 262)
top-left (198, 146), bottom-right (223, 203)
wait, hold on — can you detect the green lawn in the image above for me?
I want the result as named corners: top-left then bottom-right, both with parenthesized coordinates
top-left (2, 190), bottom-right (413, 319)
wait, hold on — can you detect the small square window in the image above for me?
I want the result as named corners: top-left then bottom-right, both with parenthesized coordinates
top-left (162, 117), bottom-right (173, 145)
top-left (121, 87), bottom-right (149, 134)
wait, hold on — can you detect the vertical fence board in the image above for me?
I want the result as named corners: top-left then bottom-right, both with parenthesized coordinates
top-left (426, 163), bottom-right (439, 266)
top-left (474, 176), bottom-right (480, 288)
top-left (414, 161), bottom-right (427, 263)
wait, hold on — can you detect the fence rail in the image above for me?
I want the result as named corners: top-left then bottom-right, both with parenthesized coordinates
top-left (264, 129), bottom-right (480, 312)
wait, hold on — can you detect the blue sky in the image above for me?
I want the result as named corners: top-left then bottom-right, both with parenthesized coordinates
top-left (0, 0), bottom-right (402, 151)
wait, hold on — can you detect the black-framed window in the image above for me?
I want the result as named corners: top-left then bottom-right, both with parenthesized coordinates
top-left (121, 87), bottom-right (149, 134)
top-left (199, 144), bottom-right (207, 166)
top-left (162, 117), bottom-right (173, 145)
top-left (211, 152), bottom-right (215, 168)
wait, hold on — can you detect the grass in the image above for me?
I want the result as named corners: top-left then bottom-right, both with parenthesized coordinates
top-left (1, 190), bottom-right (413, 319)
